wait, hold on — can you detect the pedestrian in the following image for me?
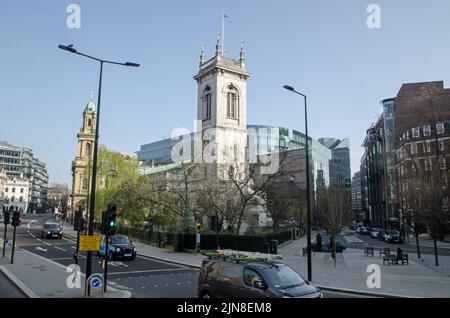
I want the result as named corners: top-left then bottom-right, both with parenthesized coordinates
top-left (316, 233), bottom-right (322, 252)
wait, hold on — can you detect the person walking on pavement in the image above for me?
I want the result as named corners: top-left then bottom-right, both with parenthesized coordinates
top-left (316, 233), bottom-right (322, 252)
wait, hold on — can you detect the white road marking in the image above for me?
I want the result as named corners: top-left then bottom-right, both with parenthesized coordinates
top-left (54, 246), bottom-right (66, 252)
top-left (27, 219), bottom-right (38, 229)
top-left (62, 237), bottom-right (77, 244)
top-left (154, 285), bottom-right (158, 288)
top-left (35, 247), bottom-right (47, 252)
top-left (42, 241), bottom-right (52, 246)
top-left (50, 257), bottom-right (74, 261)
top-left (36, 238), bottom-right (42, 242)
top-left (70, 246), bottom-right (76, 249)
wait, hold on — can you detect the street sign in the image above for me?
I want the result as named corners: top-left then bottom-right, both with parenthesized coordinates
top-left (79, 235), bottom-right (101, 251)
top-left (90, 277), bottom-right (101, 289)
top-left (6, 242), bottom-right (13, 248)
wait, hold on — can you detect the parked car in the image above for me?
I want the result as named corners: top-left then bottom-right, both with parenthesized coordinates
top-left (383, 230), bottom-right (403, 244)
top-left (41, 223), bottom-right (62, 239)
top-left (377, 229), bottom-right (385, 240)
top-left (98, 235), bottom-right (137, 260)
top-left (358, 227), bottom-right (371, 235)
top-left (311, 239), bottom-right (348, 252)
top-left (198, 258), bottom-right (322, 298)
top-left (370, 228), bottom-right (380, 238)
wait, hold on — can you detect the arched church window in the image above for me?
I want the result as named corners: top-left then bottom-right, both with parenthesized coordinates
top-left (88, 119), bottom-right (92, 127)
top-left (85, 143), bottom-right (91, 158)
top-left (203, 86), bottom-right (212, 119)
top-left (226, 85), bottom-right (239, 119)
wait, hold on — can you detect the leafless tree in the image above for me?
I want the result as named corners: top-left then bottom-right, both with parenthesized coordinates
top-left (315, 186), bottom-right (352, 266)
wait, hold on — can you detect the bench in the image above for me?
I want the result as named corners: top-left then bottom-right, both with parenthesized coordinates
top-left (364, 247), bottom-right (374, 257)
top-left (383, 254), bottom-right (397, 266)
top-left (379, 248), bottom-right (390, 258)
top-left (396, 253), bottom-right (409, 265)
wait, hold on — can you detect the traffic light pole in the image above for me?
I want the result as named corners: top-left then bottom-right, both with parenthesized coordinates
top-left (104, 235), bottom-right (109, 293)
top-left (11, 224), bottom-right (17, 264)
top-left (2, 223), bottom-right (7, 258)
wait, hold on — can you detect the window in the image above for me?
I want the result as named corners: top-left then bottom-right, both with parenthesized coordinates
top-left (243, 268), bottom-right (264, 288)
top-left (20, 188), bottom-right (24, 193)
top-left (423, 125), bottom-right (431, 136)
top-left (412, 127), bottom-right (420, 138)
top-left (5, 187), bottom-right (8, 193)
top-left (203, 86), bottom-right (212, 120)
top-left (85, 143), bottom-right (91, 158)
top-left (437, 123), bottom-right (445, 135)
top-left (12, 188), bottom-right (15, 193)
top-left (425, 158), bottom-right (432, 171)
top-left (440, 158), bottom-right (446, 170)
top-left (19, 197), bottom-right (23, 202)
top-left (226, 85), bottom-right (239, 119)
top-left (424, 141), bottom-right (431, 153)
top-left (439, 139), bottom-right (445, 151)
top-left (411, 142), bottom-right (418, 155)
top-left (88, 118), bottom-right (92, 127)
top-left (218, 264), bottom-right (242, 286)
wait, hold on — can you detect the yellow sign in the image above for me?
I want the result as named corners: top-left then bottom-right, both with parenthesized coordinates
top-left (79, 235), bottom-right (101, 251)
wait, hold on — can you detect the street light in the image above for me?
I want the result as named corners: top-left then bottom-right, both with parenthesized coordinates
top-left (58, 44), bottom-right (140, 295)
top-left (283, 84), bottom-right (312, 282)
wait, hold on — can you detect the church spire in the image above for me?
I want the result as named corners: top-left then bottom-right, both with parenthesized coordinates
top-left (84, 91), bottom-right (95, 112)
top-left (199, 42), bottom-right (205, 66)
top-left (239, 40), bottom-right (245, 67)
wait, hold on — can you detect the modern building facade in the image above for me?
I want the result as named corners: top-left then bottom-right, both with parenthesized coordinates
top-left (0, 141), bottom-right (48, 213)
top-left (351, 171), bottom-right (363, 222)
top-left (361, 81), bottom-right (450, 229)
top-left (318, 138), bottom-right (351, 193)
top-left (71, 95), bottom-right (96, 215)
top-left (137, 125), bottom-right (333, 192)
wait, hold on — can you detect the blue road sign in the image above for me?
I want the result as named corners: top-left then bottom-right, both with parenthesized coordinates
top-left (6, 242), bottom-right (13, 248)
top-left (90, 278), bottom-right (101, 289)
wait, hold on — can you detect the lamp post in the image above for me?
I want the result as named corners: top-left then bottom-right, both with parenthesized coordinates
top-left (58, 44), bottom-right (139, 295)
top-left (283, 85), bottom-right (312, 282)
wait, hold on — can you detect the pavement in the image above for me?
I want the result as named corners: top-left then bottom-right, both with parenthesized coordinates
top-left (105, 228), bottom-right (450, 298)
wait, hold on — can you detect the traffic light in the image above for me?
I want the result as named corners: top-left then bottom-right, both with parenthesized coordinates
top-left (104, 203), bottom-right (117, 236)
top-left (12, 209), bottom-right (20, 227)
top-left (3, 206), bottom-right (10, 225)
top-left (74, 208), bottom-right (82, 231)
top-left (74, 210), bottom-right (86, 232)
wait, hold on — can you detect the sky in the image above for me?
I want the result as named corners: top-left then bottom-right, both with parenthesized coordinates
top-left (1, 0), bottom-right (450, 186)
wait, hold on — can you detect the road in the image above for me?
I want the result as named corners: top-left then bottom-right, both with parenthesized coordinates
top-left (2, 214), bottom-right (198, 298)
top-left (1, 214), bottom-right (370, 298)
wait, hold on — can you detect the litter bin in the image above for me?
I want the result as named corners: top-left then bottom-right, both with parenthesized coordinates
top-left (269, 239), bottom-right (278, 254)
top-left (158, 239), bottom-right (166, 248)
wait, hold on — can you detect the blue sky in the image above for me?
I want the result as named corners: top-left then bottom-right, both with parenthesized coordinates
top-left (1, 0), bottom-right (450, 185)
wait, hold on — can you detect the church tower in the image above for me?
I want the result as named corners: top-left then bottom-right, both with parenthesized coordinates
top-left (71, 94), bottom-right (96, 214)
top-left (193, 36), bottom-right (250, 180)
